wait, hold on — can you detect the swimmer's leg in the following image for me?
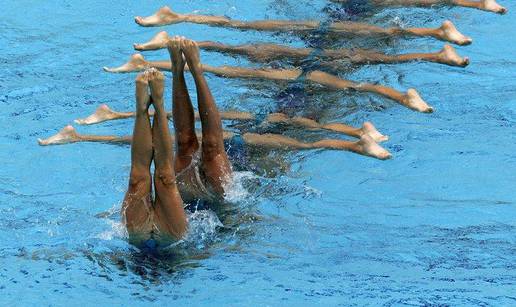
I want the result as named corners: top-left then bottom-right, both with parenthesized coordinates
top-left (264, 114), bottom-right (389, 142)
top-left (37, 125), bottom-right (131, 145)
top-left (167, 36), bottom-right (200, 173)
top-left (104, 56), bottom-right (432, 113)
top-left (359, 0), bottom-right (508, 15)
top-left (242, 133), bottom-right (392, 160)
top-left (182, 38), bottom-right (232, 194)
top-left (403, 21), bottom-right (472, 46)
top-left (307, 71), bottom-right (434, 113)
top-left (338, 44), bottom-right (469, 67)
top-left (147, 69), bottom-right (188, 240)
top-left (121, 73), bottom-right (154, 236)
top-left (103, 54), bottom-right (172, 73)
top-left (135, 33), bottom-right (469, 68)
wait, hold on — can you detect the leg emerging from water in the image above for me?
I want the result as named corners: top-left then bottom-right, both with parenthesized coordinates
top-left (147, 69), bottom-right (188, 240)
top-left (134, 6), bottom-right (472, 44)
top-left (168, 36), bottom-right (200, 173)
top-left (331, 0), bottom-right (507, 14)
top-left (182, 39), bottom-right (232, 195)
top-left (74, 104), bottom-right (388, 143)
top-left (242, 133), bottom-right (392, 160)
top-left (104, 54), bottom-right (433, 113)
top-left (121, 73), bottom-right (154, 239)
top-left (134, 32), bottom-right (469, 67)
top-left (39, 129), bottom-right (391, 159)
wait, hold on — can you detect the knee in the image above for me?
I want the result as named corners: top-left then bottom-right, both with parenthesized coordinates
top-left (154, 169), bottom-right (177, 187)
top-left (202, 138), bottom-right (224, 158)
top-left (128, 170), bottom-right (151, 191)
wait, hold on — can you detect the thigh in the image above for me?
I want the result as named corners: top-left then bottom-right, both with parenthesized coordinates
top-left (201, 151), bottom-right (232, 196)
top-left (122, 171), bottom-right (154, 235)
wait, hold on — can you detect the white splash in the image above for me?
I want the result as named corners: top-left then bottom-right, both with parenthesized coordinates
top-left (223, 171), bottom-right (256, 203)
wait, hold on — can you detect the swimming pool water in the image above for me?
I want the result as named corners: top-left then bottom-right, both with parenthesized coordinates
top-left (1, 1), bottom-right (515, 305)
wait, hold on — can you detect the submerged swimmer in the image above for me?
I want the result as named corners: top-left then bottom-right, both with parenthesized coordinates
top-left (134, 31), bottom-right (470, 67)
top-left (134, 6), bottom-right (473, 45)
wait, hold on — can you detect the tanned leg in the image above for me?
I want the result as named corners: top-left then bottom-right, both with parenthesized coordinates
top-left (121, 73), bottom-right (154, 237)
top-left (242, 133), bottom-right (392, 160)
top-left (167, 36), bottom-right (200, 173)
top-left (147, 69), bottom-right (188, 240)
top-left (181, 39), bottom-right (232, 195)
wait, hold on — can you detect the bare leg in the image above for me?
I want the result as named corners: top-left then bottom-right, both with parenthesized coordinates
top-left (121, 73), bottom-right (153, 238)
top-left (330, 0), bottom-right (507, 14)
top-left (182, 38), bottom-right (232, 194)
top-left (147, 69), bottom-right (188, 240)
top-left (134, 32), bottom-right (469, 67)
top-left (74, 104), bottom-right (388, 142)
top-left (134, 6), bottom-right (472, 44)
top-left (39, 128), bottom-right (391, 159)
top-left (104, 55), bottom-right (432, 113)
top-left (242, 133), bottom-right (392, 160)
top-left (167, 36), bottom-right (200, 173)
top-left (307, 71), bottom-right (433, 113)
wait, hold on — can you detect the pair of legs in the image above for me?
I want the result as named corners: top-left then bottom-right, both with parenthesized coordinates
top-left (38, 123), bottom-right (392, 160)
top-left (104, 54), bottom-right (433, 113)
top-left (134, 6), bottom-right (473, 45)
top-left (122, 69), bottom-right (187, 244)
top-left (167, 37), bottom-right (232, 199)
top-left (134, 31), bottom-right (469, 67)
top-left (331, 0), bottom-right (507, 14)
top-left (74, 104), bottom-right (389, 143)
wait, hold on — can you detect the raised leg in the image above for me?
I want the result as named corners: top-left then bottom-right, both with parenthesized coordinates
top-left (121, 73), bottom-right (154, 238)
top-left (331, 0), bottom-right (507, 14)
top-left (182, 39), bottom-right (232, 194)
top-left (242, 133), bottom-right (392, 160)
top-left (134, 33), bottom-right (469, 67)
top-left (134, 6), bottom-right (472, 44)
top-left (38, 128), bottom-right (390, 159)
top-left (147, 69), bottom-right (188, 240)
top-left (167, 36), bottom-right (200, 173)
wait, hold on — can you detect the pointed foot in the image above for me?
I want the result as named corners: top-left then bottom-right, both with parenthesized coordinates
top-left (362, 122), bottom-right (389, 143)
top-left (480, 0), bottom-right (507, 14)
top-left (405, 89), bottom-right (434, 113)
top-left (38, 125), bottom-right (80, 146)
top-left (439, 20), bottom-right (472, 46)
top-left (358, 134), bottom-right (392, 160)
top-left (134, 31), bottom-right (170, 51)
top-left (75, 104), bottom-right (118, 125)
top-left (103, 54), bottom-right (147, 73)
top-left (134, 6), bottom-right (182, 27)
top-left (438, 44), bottom-right (470, 67)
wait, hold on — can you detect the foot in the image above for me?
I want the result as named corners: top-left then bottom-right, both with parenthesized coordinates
top-left (136, 73), bottom-right (151, 113)
top-left (135, 6), bottom-right (183, 27)
top-left (103, 54), bottom-right (148, 73)
top-left (38, 125), bottom-right (80, 146)
top-left (437, 45), bottom-right (470, 67)
top-left (404, 89), bottom-right (434, 113)
top-left (438, 21), bottom-right (472, 46)
top-left (181, 38), bottom-right (202, 73)
top-left (146, 68), bottom-right (165, 108)
top-left (480, 0), bottom-right (507, 14)
top-left (134, 31), bottom-right (170, 51)
top-left (357, 134), bottom-right (392, 160)
top-left (75, 104), bottom-right (117, 125)
top-left (361, 122), bottom-right (389, 143)
top-left (167, 35), bottom-right (186, 74)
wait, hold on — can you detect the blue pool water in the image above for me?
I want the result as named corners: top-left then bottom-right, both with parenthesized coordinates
top-left (1, 1), bottom-right (515, 305)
